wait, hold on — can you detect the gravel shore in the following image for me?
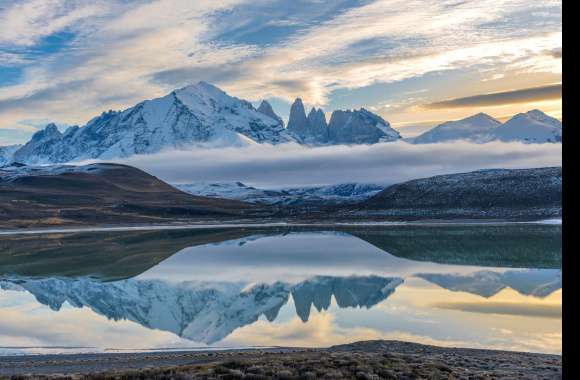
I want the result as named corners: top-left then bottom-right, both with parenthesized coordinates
top-left (0, 340), bottom-right (562, 379)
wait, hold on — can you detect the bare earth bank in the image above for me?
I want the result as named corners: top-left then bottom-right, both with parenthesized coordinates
top-left (0, 340), bottom-right (562, 379)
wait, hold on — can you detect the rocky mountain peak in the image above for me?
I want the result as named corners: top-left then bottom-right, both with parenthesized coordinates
top-left (287, 98), bottom-right (309, 136)
top-left (257, 100), bottom-right (284, 127)
top-left (328, 108), bottom-right (400, 144)
top-left (32, 123), bottom-right (62, 142)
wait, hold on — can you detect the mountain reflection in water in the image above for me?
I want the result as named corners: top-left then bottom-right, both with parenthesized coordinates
top-left (0, 275), bottom-right (401, 344)
top-left (0, 225), bottom-right (562, 353)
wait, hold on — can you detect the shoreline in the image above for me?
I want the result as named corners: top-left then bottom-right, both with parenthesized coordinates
top-left (0, 218), bottom-right (562, 236)
top-left (0, 340), bottom-right (562, 378)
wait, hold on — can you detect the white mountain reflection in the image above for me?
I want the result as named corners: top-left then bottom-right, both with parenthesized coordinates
top-left (0, 275), bottom-right (402, 344)
top-left (416, 269), bottom-right (562, 298)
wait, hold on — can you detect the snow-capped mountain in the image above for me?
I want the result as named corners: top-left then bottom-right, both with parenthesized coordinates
top-left (412, 113), bottom-right (501, 144)
top-left (416, 269), bottom-right (561, 298)
top-left (491, 109), bottom-right (562, 143)
top-left (3, 82), bottom-right (562, 167)
top-left (287, 98), bottom-right (400, 145)
top-left (11, 82), bottom-right (293, 164)
top-left (174, 182), bottom-right (384, 205)
top-left (0, 144), bottom-right (21, 166)
top-left (412, 109), bottom-right (562, 144)
top-left (6, 83), bottom-right (406, 164)
top-left (1, 275), bottom-right (401, 344)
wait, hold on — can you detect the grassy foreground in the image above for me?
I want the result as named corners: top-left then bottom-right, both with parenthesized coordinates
top-left (1, 340), bottom-right (562, 379)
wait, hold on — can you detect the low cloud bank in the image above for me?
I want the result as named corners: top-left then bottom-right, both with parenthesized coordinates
top-left (102, 141), bottom-right (562, 188)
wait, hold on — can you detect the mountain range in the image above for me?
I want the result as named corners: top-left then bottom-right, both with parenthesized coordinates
top-left (0, 82), bottom-right (562, 165)
top-left (174, 182), bottom-right (384, 206)
top-left (411, 110), bottom-right (562, 144)
top-left (286, 98), bottom-right (401, 145)
top-left (0, 266), bottom-right (560, 344)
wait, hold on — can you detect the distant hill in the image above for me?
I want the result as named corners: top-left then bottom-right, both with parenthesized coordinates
top-left (0, 163), bottom-right (264, 228)
top-left (359, 167), bottom-right (562, 219)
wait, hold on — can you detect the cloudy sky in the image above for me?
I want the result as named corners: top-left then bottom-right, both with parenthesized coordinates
top-left (0, 0), bottom-right (562, 145)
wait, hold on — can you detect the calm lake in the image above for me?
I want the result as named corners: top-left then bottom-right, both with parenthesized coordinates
top-left (0, 224), bottom-right (561, 355)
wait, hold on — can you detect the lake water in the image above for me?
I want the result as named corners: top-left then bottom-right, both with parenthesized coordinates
top-left (0, 225), bottom-right (561, 355)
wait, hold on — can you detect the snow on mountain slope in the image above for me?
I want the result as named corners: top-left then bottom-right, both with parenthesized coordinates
top-left (412, 110), bottom-right (562, 144)
top-left (362, 167), bottom-right (562, 219)
top-left (257, 100), bottom-right (284, 127)
top-left (491, 109), bottom-right (562, 143)
top-left (12, 82), bottom-right (292, 164)
top-left (1, 275), bottom-right (401, 344)
top-left (412, 113), bottom-right (501, 144)
top-left (0, 162), bottom-right (115, 181)
top-left (174, 182), bottom-right (384, 205)
top-left (175, 182), bottom-right (284, 204)
top-left (0, 144), bottom-right (21, 166)
top-left (284, 183), bottom-right (384, 204)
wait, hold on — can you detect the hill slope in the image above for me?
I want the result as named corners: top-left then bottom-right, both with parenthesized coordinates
top-left (0, 163), bottom-right (264, 228)
top-left (360, 167), bottom-right (561, 219)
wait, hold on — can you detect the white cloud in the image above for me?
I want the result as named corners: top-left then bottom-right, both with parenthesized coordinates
top-left (0, 0), bottom-right (253, 129)
top-left (0, 0), bottom-right (109, 46)
top-left (193, 0), bottom-right (562, 104)
top-left (92, 141), bottom-right (563, 188)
